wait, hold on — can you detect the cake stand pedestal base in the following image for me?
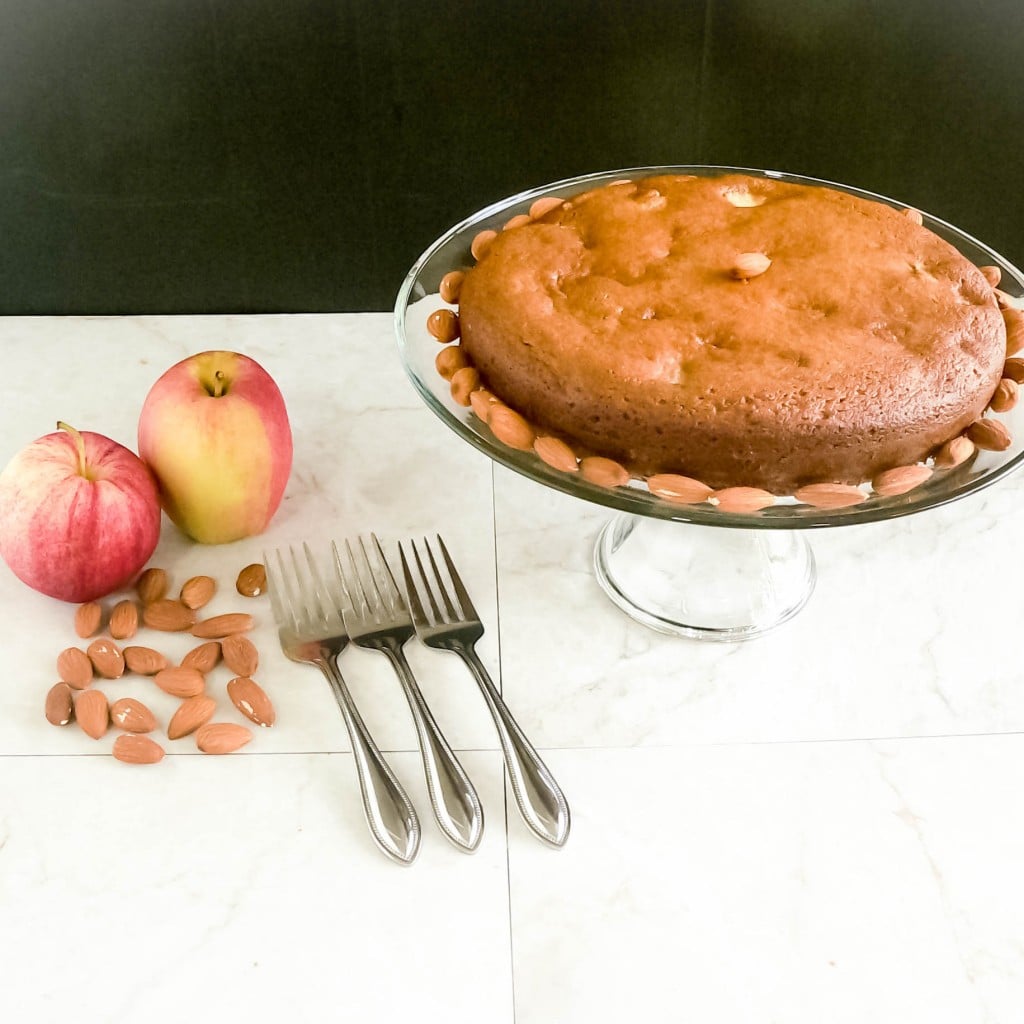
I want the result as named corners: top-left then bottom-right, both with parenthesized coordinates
top-left (593, 514), bottom-right (816, 641)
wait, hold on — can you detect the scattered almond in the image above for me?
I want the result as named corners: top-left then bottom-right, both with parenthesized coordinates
top-left (136, 567), bottom-right (169, 605)
top-left (142, 599), bottom-right (197, 632)
top-left (227, 677), bottom-right (276, 728)
top-left (934, 435), bottom-right (975, 468)
top-left (45, 682), bottom-right (74, 726)
top-left (86, 638), bottom-right (124, 679)
top-left (488, 404), bottom-right (535, 451)
top-left (711, 486), bottom-right (775, 513)
top-left (435, 345), bottom-right (470, 381)
top-left (966, 418), bottom-right (1012, 451)
top-left (191, 613), bottom-right (254, 640)
top-left (112, 734), bottom-right (165, 765)
top-left (647, 473), bottom-right (713, 504)
top-left (236, 563), bottom-right (267, 598)
top-left (1002, 357), bottom-right (1024, 383)
top-left (74, 602), bottom-right (103, 639)
top-left (470, 229), bottom-right (497, 261)
top-left (979, 265), bottom-right (1002, 288)
top-left (438, 269), bottom-right (465, 304)
top-left (534, 435), bottom-right (579, 473)
top-left (872, 464), bottom-right (933, 496)
top-left (793, 482), bottom-right (868, 509)
top-left (449, 366), bottom-right (481, 406)
top-left (110, 697), bottom-right (157, 734)
top-left (57, 646), bottom-right (94, 689)
top-left (1004, 308), bottom-right (1024, 357)
top-left (154, 666), bottom-right (206, 699)
top-left (122, 645), bottom-right (169, 675)
top-left (427, 308), bottom-right (460, 343)
top-left (580, 456), bottom-right (630, 489)
top-left (221, 634), bottom-right (259, 677)
top-left (181, 641), bottom-right (222, 674)
top-left (108, 599), bottom-right (139, 640)
top-left (167, 695), bottom-right (217, 740)
top-left (180, 575), bottom-right (216, 610)
top-left (989, 377), bottom-right (1019, 413)
top-left (75, 689), bottom-right (109, 740)
top-left (730, 252), bottom-right (772, 280)
top-left (196, 722), bottom-right (253, 754)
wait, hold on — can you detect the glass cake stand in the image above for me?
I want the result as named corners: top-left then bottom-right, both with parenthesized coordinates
top-left (394, 166), bottom-right (1024, 640)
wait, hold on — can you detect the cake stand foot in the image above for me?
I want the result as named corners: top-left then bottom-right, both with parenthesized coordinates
top-left (593, 514), bottom-right (816, 641)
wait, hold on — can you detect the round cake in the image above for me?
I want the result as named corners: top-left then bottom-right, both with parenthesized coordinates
top-left (452, 173), bottom-right (1010, 495)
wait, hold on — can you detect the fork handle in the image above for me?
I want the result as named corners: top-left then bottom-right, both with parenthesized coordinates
top-left (383, 645), bottom-right (484, 854)
top-left (458, 645), bottom-right (571, 848)
top-left (319, 655), bottom-right (421, 865)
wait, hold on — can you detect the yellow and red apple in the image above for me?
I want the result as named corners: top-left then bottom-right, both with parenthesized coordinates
top-left (0, 422), bottom-right (162, 602)
top-left (138, 351), bottom-right (292, 544)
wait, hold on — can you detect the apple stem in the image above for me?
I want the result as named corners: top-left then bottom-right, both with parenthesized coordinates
top-left (212, 370), bottom-right (226, 398)
top-left (57, 421), bottom-right (89, 477)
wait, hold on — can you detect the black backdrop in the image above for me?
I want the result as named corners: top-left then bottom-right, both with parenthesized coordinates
top-left (1, 0), bottom-right (1021, 314)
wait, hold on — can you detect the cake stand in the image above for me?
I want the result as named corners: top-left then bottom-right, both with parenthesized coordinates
top-left (394, 166), bottom-right (1024, 641)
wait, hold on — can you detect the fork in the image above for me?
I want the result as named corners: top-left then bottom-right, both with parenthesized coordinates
top-left (265, 543), bottom-right (421, 866)
top-left (333, 536), bottom-right (484, 853)
top-left (398, 536), bottom-right (571, 848)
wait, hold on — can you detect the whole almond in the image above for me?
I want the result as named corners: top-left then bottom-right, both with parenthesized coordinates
top-left (995, 289), bottom-right (1014, 309)
top-left (57, 646), bottom-right (94, 689)
top-left (529, 195), bottom-right (564, 220)
top-left (580, 456), bottom-right (630, 489)
top-left (990, 377), bottom-right (1019, 413)
top-left (122, 645), bottom-right (169, 675)
top-left (435, 344), bottom-right (471, 381)
top-left (136, 567), bottom-right (169, 605)
top-left (196, 722), bottom-right (253, 754)
top-left (86, 638), bottom-right (125, 679)
top-left (979, 265), bottom-right (1002, 288)
top-left (143, 599), bottom-right (197, 632)
top-left (1004, 308), bottom-right (1024, 357)
top-left (470, 229), bottom-right (497, 261)
top-left (191, 613), bottom-right (254, 640)
top-left (489, 405), bottom-right (536, 451)
top-left (227, 676), bottom-right (276, 727)
top-left (449, 366), bottom-right (481, 406)
top-left (934, 435), bottom-right (976, 468)
top-left (647, 473), bottom-right (714, 504)
top-left (236, 563), bottom-right (267, 598)
top-left (112, 734), bottom-right (165, 765)
top-left (966, 418), bottom-right (1012, 451)
top-left (872, 465), bottom-right (933, 496)
top-left (167, 695), bottom-right (217, 740)
top-left (180, 575), bottom-right (216, 610)
top-left (75, 689), bottom-right (109, 740)
top-left (181, 641), bottom-right (222, 674)
top-left (221, 635), bottom-right (259, 677)
top-left (1003, 357), bottom-right (1024, 383)
top-left (427, 308), bottom-right (460, 344)
top-left (74, 602), bottom-right (103, 639)
top-left (154, 666), bottom-right (206, 699)
top-left (730, 252), bottom-right (772, 280)
top-left (108, 599), bottom-right (139, 640)
top-left (438, 269), bottom-right (465, 304)
top-left (110, 697), bottom-right (158, 734)
top-left (45, 682), bottom-right (74, 726)
top-left (469, 388), bottom-right (499, 424)
top-left (534, 436), bottom-right (579, 473)
top-left (712, 487), bottom-right (775, 513)
top-left (903, 207), bottom-right (924, 225)
top-left (793, 482), bottom-right (868, 509)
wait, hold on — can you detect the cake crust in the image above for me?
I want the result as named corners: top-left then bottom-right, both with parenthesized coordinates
top-left (458, 173), bottom-right (1007, 492)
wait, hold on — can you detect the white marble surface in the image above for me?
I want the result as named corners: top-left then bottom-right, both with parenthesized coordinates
top-left (2, 313), bottom-right (1024, 1023)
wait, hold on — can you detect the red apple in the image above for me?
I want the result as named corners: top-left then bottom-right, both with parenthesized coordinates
top-left (137, 351), bottom-right (293, 544)
top-left (0, 422), bottom-right (162, 602)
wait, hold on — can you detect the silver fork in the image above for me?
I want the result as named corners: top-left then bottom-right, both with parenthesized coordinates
top-left (398, 536), bottom-right (571, 848)
top-left (333, 536), bottom-right (484, 853)
top-left (265, 543), bottom-right (421, 866)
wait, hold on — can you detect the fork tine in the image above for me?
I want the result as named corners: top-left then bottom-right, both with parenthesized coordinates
top-left (344, 538), bottom-right (375, 619)
top-left (398, 542), bottom-right (433, 628)
top-left (423, 537), bottom-right (460, 621)
top-left (413, 539), bottom-right (451, 622)
top-left (264, 549), bottom-right (294, 631)
top-left (369, 534), bottom-right (406, 611)
top-left (434, 535), bottom-right (480, 621)
top-left (278, 547), bottom-right (310, 627)
top-left (301, 541), bottom-right (342, 629)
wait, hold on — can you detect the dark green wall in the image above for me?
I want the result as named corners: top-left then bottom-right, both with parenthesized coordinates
top-left (0, 0), bottom-right (1020, 314)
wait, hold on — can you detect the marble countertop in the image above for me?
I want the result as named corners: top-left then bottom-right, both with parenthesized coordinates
top-left (3, 313), bottom-right (1024, 1023)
